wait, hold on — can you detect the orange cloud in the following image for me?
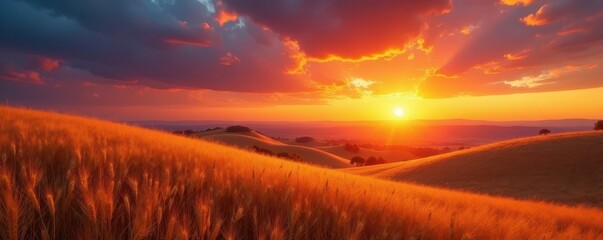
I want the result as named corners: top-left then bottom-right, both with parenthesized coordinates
top-left (282, 38), bottom-right (308, 75)
top-left (502, 65), bottom-right (595, 88)
top-left (215, 10), bottom-right (238, 26)
top-left (460, 25), bottom-right (479, 35)
top-left (500, 0), bottom-right (534, 6)
top-left (521, 13), bottom-right (548, 26)
top-left (504, 50), bottom-right (530, 60)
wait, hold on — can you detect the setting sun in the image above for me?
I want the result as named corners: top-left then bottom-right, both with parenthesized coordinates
top-left (394, 107), bottom-right (405, 117)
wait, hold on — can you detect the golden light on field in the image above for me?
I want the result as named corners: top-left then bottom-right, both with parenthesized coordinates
top-left (393, 107), bottom-right (405, 117)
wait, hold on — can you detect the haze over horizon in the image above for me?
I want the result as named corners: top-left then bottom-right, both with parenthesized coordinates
top-left (2, 0), bottom-right (603, 121)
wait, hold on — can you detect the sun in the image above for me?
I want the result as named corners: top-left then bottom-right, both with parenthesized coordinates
top-left (393, 107), bottom-right (405, 117)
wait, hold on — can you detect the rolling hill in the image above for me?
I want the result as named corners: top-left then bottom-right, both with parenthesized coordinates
top-left (345, 131), bottom-right (603, 208)
top-left (316, 145), bottom-right (416, 163)
top-left (195, 130), bottom-right (351, 168)
top-left (1, 106), bottom-right (603, 239)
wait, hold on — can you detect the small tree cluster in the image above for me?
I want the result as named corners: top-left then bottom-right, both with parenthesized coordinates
top-left (595, 120), bottom-right (603, 130)
top-left (365, 156), bottom-right (386, 166)
top-left (225, 125), bottom-right (251, 132)
top-left (172, 130), bottom-right (196, 135)
top-left (350, 156), bottom-right (365, 166)
top-left (344, 143), bottom-right (360, 153)
top-left (295, 136), bottom-right (315, 143)
top-left (539, 128), bottom-right (551, 135)
top-left (349, 155), bottom-right (386, 166)
top-left (251, 146), bottom-right (303, 162)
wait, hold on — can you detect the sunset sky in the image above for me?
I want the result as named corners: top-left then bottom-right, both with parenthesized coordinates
top-left (1, 0), bottom-right (602, 121)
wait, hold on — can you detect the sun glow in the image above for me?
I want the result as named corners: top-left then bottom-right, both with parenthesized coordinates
top-left (393, 107), bottom-right (405, 117)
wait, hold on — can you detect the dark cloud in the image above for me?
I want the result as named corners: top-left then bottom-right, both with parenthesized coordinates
top-left (0, 0), bottom-right (310, 93)
top-left (1, 0), bottom-right (602, 107)
top-left (221, 0), bottom-right (452, 60)
top-left (18, 0), bottom-right (215, 46)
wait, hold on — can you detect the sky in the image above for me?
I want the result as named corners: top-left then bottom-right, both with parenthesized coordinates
top-left (1, 0), bottom-right (602, 121)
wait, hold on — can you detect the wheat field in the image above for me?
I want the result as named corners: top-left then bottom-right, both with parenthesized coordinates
top-left (1, 106), bottom-right (603, 240)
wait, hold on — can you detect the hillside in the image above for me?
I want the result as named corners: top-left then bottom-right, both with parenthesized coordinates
top-left (195, 128), bottom-right (283, 145)
top-left (198, 133), bottom-right (351, 168)
top-left (345, 131), bottom-right (603, 208)
top-left (1, 106), bottom-right (603, 239)
top-left (316, 145), bottom-right (416, 163)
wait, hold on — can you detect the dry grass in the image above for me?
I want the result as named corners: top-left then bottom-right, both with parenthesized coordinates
top-left (1, 106), bottom-right (603, 240)
top-left (345, 131), bottom-right (603, 208)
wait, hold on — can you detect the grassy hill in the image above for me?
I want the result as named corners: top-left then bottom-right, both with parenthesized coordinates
top-left (195, 128), bottom-right (284, 145)
top-left (1, 106), bottom-right (603, 239)
top-left (316, 145), bottom-right (416, 163)
top-left (195, 130), bottom-right (350, 168)
top-left (345, 131), bottom-right (603, 208)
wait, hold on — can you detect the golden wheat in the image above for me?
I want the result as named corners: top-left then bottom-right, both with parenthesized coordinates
top-left (0, 106), bottom-right (602, 239)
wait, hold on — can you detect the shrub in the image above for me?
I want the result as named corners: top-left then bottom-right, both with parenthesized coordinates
top-left (539, 129), bottom-right (551, 135)
top-left (365, 156), bottom-right (386, 166)
top-left (295, 136), bottom-right (315, 143)
top-left (225, 125), bottom-right (251, 132)
top-left (344, 143), bottom-right (360, 153)
top-left (350, 156), bottom-right (365, 166)
top-left (172, 130), bottom-right (183, 135)
top-left (251, 146), bottom-right (274, 156)
top-left (277, 152), bottom-right (303, 162)
top-left (183, 129), bottom-right (195, 135)
top-left (595, 120), bottom-right (603, 130)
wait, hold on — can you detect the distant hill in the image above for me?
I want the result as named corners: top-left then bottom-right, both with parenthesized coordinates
top-left (194, 129), bottom-right (351, 168)
top-left (316, 145), bottom-right (416, 163)
top-left (133, 119), bottom-right (596, 146)
top-left (345, 131), bottom-right (603, 208)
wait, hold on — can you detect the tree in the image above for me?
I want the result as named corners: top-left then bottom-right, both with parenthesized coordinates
top-left (295, 136), bottom-right (315, 143)
top-left (350, 156), bottom-right (365, 166)
top-left (595, 120), bottom-right (603, 130)
top-left (183, 130), bottom-right (195, 135)
top-left (539, 128), bottom-right (551, 135)
top-left (225, 125), bottom-right (251, 132)
top-left (365, 156), bottom-right (386, 166)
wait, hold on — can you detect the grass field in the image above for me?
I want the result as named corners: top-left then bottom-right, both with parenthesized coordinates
top-left (1, 106), bottom-right (603, 239)
top-left (345, 131), bottom-right (603, 208)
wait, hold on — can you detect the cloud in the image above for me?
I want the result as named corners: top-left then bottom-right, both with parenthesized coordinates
top-left (221, 0), bottom-right (451, 60)
top-left (500, 0), bottom-right (534, 6)
top-left (348, 78), bottom-right (375, 89)
top-left (415, 0), bottom-right (603, 98)
top-left (0, 0), bottom-right (311, 93)
top-left (1, 0), bottom-right (603, 109)
top-left (521, 0), bottom-right (603, 27)
top-left (218, 52), bottom-right (241, 66)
